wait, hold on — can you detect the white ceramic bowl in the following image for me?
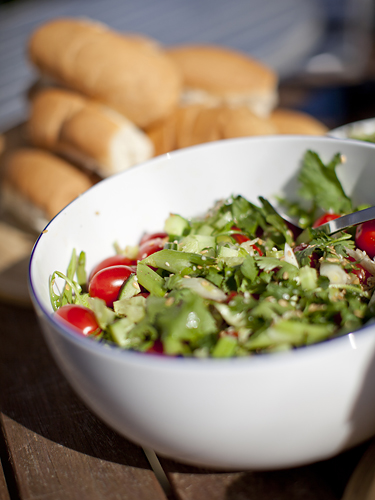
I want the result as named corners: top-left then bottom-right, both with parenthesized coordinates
top-left (329, 117), bottom-right (375, 140)
top-left (29, 136), bottom-right (375, 470)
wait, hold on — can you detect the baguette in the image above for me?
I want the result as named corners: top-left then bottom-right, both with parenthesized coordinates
top-left (219, 106), bottom-right (277, 139)
top-left (166, 44), bottom-right (278, 118)
top-left (145, 104), bottom-right (277, 153)
top-left (27, 88), bottom-right (154, 177)
top-left (28, 18), bottom-right (182, 128)
top-left (1, 148), bottom-right (94, 232)
top-left (269, 108), bottom-right (328, 135)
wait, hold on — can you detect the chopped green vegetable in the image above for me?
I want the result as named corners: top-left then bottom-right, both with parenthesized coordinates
top-left (298, 150), bottom-right (352, 214)
top-left (50, 150), bottom-right (375, 357)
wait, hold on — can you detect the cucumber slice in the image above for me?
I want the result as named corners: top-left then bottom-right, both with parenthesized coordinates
top-left (164, 213), bottom-right (190, 236)
top-left (118, 273), bottom-right (140, 300)
top-left (137, 261), bottom-right (166, 296)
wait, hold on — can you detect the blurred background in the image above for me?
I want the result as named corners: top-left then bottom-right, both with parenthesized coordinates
top-left (0, 0), bottom-right (375, 133)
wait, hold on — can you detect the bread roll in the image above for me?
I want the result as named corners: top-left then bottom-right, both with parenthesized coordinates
top-left (27, 88), bottom-right (154, 177)
top-left (144, 113), bottom-right (178, 157)
top-left (145, 104), bottom-right (220, 153)
top-left (269, 108), bottom-right (328, 135)
top-left (172, 104), bottom-right (223, 149)
top-left (166, 44), bottom-right (278, 118)
top-left (146, 104), bottom-right (277, 153)
top-left (220, 106), bottom-right (277, 138)
top-left (1, 148), bottom-right (94, 231)
top-left (28, 18), bottom-right (182, 128)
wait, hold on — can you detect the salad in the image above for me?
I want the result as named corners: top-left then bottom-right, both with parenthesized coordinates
top-left (350, 132), bottom-right (375, 143)
top-left (50, 150), bottom-right (375, 357)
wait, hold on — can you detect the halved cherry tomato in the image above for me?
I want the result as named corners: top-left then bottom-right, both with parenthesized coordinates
top-left (225, 330), bottom-right (239, 338)
top-left (139, 232), bottom-right (168, 245)
top-left (294, 242), bottom-right (319, 267)
top-left (226, 291), bottom-right (238, 303)
top-left (348, 256), bottom-right (372, 285)
top-left (312, 213), bottom-right (340, 228)
top-left (356, 220), bottom-right (375, 258)
top-left (146, 338), bottom-right (164, 355)
top-left (251, 244), bottom-right (263, 256)
top-left (55, 304), bottom-right (101, 337)
top-left (231, 226), bottom-right (263, 255)
top-left (231, 226), bottom-right (250, 244)
top-left (89, 255), bottom-right (137, 281)
top-left (89, 265), bottom-right (134, 307)
top-left (137, 237), bottom-right (166, 260)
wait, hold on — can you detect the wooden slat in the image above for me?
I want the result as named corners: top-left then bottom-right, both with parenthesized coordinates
top-left (158, 429), bottom-right (371, 499)
top-left (0, 461), bottom-right (10, 500)
top-left (0, 302), bottom-right (168, 500)
top-left (158, 459), bottom-right (337, 500)
top-left (343, 439), bottom-right (375, 500)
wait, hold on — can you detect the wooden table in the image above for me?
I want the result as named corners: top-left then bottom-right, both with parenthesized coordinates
top-left (1, 299), bottom-right (375, 500)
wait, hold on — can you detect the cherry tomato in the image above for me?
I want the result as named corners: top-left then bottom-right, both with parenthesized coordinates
top-left (251, 244), bottom-right (263, 256)
top-left (293, 242), bottom-right (319, 267)
top-left (137, 237), bottom-right (166, 260)
top-left (231, 226), bottom-right (263, 255)
top-left (356, 220), bottom-right (375, 258)
top-left (146, 338), bottom-right (164, 355)
top-left (89, 265), bottom-right (134, 307)
top-left (139, 232), bottom-right (168, 245)
top-left (348, 256), bottom-right (372, 285)
top-left (89, 255), bottom-right (137, 281)
top-left (231, 226), bottom-right (250, 244)
top-left (226, 330), bottom-right (239, 338)
top-left (226, 291), bottom-right (238, 303)
top-left (312, 213), bottom-right (340, 228)
top-left (55, 304), bottom-right (101, 337)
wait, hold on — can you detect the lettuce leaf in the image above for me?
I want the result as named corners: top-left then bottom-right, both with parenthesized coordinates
top-left (298, 150), bottom-right (352, 214)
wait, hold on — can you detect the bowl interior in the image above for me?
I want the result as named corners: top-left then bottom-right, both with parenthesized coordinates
top-left (29, 135), bottom-right (375, 323)
top-left (329, 117), bottom-right (375, 139)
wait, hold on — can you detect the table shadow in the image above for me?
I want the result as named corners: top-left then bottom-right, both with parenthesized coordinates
top-left (0, 301), bottom-right (151, 470)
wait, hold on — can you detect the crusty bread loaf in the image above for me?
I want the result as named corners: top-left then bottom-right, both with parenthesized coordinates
top-left (144, 113), bottom-right (178, 157)
top-left (269, 108), bottom-right (328, 135)
top-left (166, 44), bottom-right (278, 118)
top-left (171, 105), bottom-right (222, 149)
top-left (1, 148), bottom-right (94, 231)
top-left (28, 18), bottom-right (182, 128)
top-left (145, 104), bottom-right (278, 153)
top-left (27, 88), bottom-right (154, 177)
top-left (220, 106), bottom-right (277, 138)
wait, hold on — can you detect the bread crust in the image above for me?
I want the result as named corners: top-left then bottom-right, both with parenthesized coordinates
top-left (145, 103), bottom-right (278, 152)
top-left (167, 44), bottom-right (276, 94)
top-left (269, 108), bottom-right (328, 135)
top-left (166, 44), bottom-right (278, 117)
top-left (27, 88), bottom-right (154, 176)
top-left (220, 106), bottom-right (277, 138)
top-left (145, 112), bottom-right (178, 157)
top-left (3, 148), bottom-right (93, 220)
top-left (28, 88), bottom-right (85, 149)
top-left (28, 18), bottom-right (182, 127)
